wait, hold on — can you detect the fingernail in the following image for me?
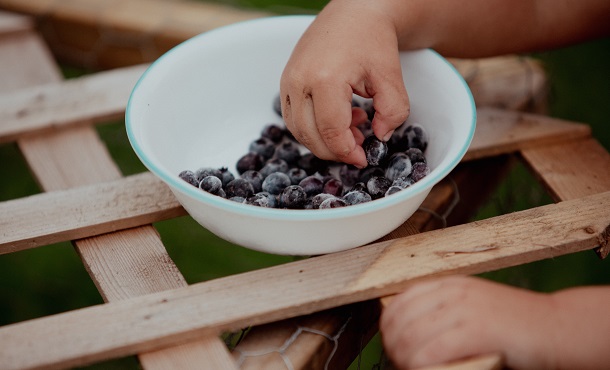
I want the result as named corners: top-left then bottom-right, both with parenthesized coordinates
top-left (383, 130), bottom-right (395, 142)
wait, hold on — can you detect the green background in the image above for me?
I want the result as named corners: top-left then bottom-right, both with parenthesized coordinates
top-left (0, 1), bottom-right (608, 369)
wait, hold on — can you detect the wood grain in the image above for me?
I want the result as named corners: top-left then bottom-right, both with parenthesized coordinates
top-left (1, 190), bottom-right (608, 370)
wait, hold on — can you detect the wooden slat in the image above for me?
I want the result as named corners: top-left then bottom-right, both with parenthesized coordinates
top-left (0, 64), bottom-right (147, 143)
top-left (0, 13), bottom-right (237, 370)
top-left (465, 107), bottom-right (590, 161)
top-left (0, 172), bottom-right (183, 255)
top-left (0, 0), bottom-right (270, 69)
top-left (1, 190), bottom-right (609, 370)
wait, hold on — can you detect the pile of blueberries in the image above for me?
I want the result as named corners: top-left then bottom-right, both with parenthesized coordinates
top-left (178, 97), bottom-right (430, 209)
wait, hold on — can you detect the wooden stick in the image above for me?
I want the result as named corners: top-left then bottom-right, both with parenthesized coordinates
top-left (1, 191), bottom-right (608, 370)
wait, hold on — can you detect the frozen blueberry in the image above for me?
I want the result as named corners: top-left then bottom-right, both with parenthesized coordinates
top-left (273, 94), bottom-right (283, 118)
top-left (262, 172), bottom-right (291, 195)
top-left (319, 197), bottom-right (348, 209)
top-left (279, 185), bottom-right (307, 209)
top-left (287, 167), bottom-right (308, 185)
top-left (178, 170), bottom-right (199, 187)
top-left (199, 175), bottom-right (223, 195)
top-left (218, 167), bottom-right (236, 187)
top-left (385, 152), bottom-right (412, 182)
top-left (298, 175), bottom-right (324, 197)
top-left (260, 158), bottom-right (289, 177)
top-left (262, 123), bottom-right (284, 143)
top-left (311, 193), bottom-right (336, 209)
top-left (228, 196), bottom-right (246, 203)
top-left (225, 178), bottom-right (255, 198)
top-left (350, 182), bottom-right (368, 193)
top-left (410, 162), bottom-right (430, 182)
top-left (241, 170), bottom-right (264, 193)
top-left (273, 141), bottom-right (301, 165)
top-left (249, 137), bottom-right (276, 160)
top-left (323, 177), bottom-right (344, 197)
top-left (339, 164), bottom-right (360, 187)
top-left (246, 192), bottom-right (278, 208)
top-left (195, 167), bottom-right (222, 182)
top-left (236, 152), bottom-right (264, 174)
top-left (343, 189), bottom-right (372, 205)
top-left (298, 153), bottom-right (329, 175)
top-left (392, 176), bottom-right (414, 189)
top-left (362, 135), bottom-right (388, 167)
top-left (405, 147), bottom-right (426, 164)
top-left (367, 176), bottom-right (392, 199)
top-left (359, 166), bottom-right (385, 184)
top-left (385, 186), bottom-right (403, 197)
top-left (403, 123), bottom-right (429, 152)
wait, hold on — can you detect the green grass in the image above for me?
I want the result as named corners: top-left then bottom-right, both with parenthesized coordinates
top-left (0, 1), bottom-right (609, 368)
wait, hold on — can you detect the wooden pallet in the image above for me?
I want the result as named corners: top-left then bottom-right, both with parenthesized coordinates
top-left (1, 4), bottom-right (609, 370)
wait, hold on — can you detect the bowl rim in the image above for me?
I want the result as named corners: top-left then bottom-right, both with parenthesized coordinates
top-left (125, 15), bottom-right (476, 222)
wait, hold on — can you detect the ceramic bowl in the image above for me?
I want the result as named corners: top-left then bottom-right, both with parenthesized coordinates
top-left (126, 15), bottom-right (475, 255)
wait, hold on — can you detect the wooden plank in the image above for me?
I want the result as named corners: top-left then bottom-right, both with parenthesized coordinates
top-left (464, 107), bottom-right (591, 161)
top-left (0, 0), bottom-right (270, 69)
top-left (0, 13), bottom-right (237, 370)
top-left (521, 138), bottom-right (610, 202)
top-left (0, 64), bottom-right (147, 143)
top-left (1, 190), bottom-right (608, 370)
top-left (0, 172), bottom-right (184, 255)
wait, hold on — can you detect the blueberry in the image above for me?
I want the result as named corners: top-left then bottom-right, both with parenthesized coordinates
top-left (350, 182), bottom-right (368, 193)
top-left (343, 189), bottom-right (372, 205)
top-left (323, 177), bottom-right (344, 197)
top-left (311, 193), bottom-right (336, 209)
top-left (262, 172), bottom-right (291, 195)
top-left (385, 186), bottom-right (403, 197)
top-left (410, 162), bottom-right (430, 182)
top-left (358, 166), bottom-right (385, 184)
top-left (298, 175), bottom-right (324, 197)
top-left (178, 170), bottom-right (199, 187)
top-left (241, 170), bottom-right (264, 193)
top-left (195, 167), bottom-right (222, 182)
top-left (236, 152), bottom-right (264, 174)
top-left (405, 147), bottom-right (427, 164)
top-left (392, 176), bottom-right (414, 189)
top-left (262, 123), bottom-right (284, 143)
top-left (218, 167), bottom-right (236, 187)
top-left (273, 94), bottom-right (283, 118)
top-left (287, 167), bottom-right (308, 185)
top-left (339, 164), bottom-right (360, 187)
top-left (246, 192), bottom-right (278, 208)
top-left (298, 153), bottom-right (330, 175)
top-left (319, 197), bottom-right (348, 209)
top-left (273, 141), bottom-right (301, 165)
top-left (279, 185), bottom-right (307, 209)
top-left (385, 152), bottom-right (412, 182)
top-left (367, 176), bottom-right (392, 199)
top-left (362, 135), bottom-right (388, 167)
top-left (225, 178), bottom-right (255, 198)
top-left (260, 158), bottom-right (289, 177)
top-left (199, 175), bottom-right (223, 195)
top-left (403, 123), bottom-right (429, 152)
top-left (249, 137), bottom-right (276, 160)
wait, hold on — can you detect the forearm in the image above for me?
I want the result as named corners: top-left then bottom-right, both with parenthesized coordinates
top-left (326, 0), bottom-right (610, 58)
top-left (548, 286), bottom-right (610, 370)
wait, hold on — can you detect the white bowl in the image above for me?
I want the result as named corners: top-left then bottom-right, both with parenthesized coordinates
top-left (126, 15), bottom-right (475, 255)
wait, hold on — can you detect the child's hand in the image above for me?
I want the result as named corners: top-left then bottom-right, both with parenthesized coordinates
top-left (380, 275), bottom-right (557, 370)
top-left (280, 0), bottom-right (410, 168)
